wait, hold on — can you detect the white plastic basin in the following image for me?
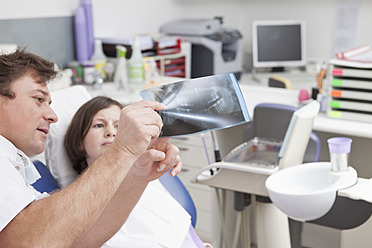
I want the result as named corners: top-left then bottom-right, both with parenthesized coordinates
top-left (265, 162), bottom-right (357, 221)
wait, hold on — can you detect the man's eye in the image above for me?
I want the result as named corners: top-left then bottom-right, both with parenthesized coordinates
top-left (35, 97), bottom-right (44, 103)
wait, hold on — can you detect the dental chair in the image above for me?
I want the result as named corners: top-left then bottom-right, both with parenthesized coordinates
top-left (193, 100), bottom-right (320, 248)
top-left (31, 159), bottom-right (197, 227)
top-left (35, 85), bottom-right (197, 226)
top-left (159, 171), bottom-right (197, 227)
top-left (241, 103), bottom-right (321, 164)
top-left (31, 160), bottom-right (60, 193)
top-left (241, 103), bottom-right (320, 248)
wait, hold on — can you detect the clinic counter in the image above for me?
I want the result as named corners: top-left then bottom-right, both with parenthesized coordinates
top-left (238, 73), bottom-right (372, 139)
top-left (85, 74), bottom-right (372, 139)
top-left (313, 113), bottom-right (372, 139)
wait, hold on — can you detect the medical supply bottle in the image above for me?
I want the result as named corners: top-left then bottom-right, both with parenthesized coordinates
top-left (114, 45), bottom-right (128, 90)
top-left (91, 39), bottom-right (107, 79)
top-left (128, 36), bottom-right (144, 85)
top-left (74, 7), bottom-right (89, 63)
top-left (143, 57), bottom-right (160, 88)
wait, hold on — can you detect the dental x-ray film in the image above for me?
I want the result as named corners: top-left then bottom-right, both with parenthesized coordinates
top-left (140, 73), bottom-right (250, 138)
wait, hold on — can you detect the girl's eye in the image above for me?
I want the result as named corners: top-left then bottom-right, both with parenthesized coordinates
top-left (93, 123), bottom-right (104, 128)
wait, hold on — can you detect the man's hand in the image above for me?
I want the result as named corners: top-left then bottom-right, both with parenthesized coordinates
top-left (131, 138), bottom-right (182, 182)
top-left (111, 100), bottom-right (165, 158)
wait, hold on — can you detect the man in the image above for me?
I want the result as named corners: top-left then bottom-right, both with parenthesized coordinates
top-left (0, 49), bottom-right (182, 247)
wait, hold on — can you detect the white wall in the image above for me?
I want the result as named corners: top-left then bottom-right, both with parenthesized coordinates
top-left (92, 0), bottom-right (372, 62)
top-left (0, 0), bottom-right (79, 19)
top-left (1, 0), bottom-right (371, 64)
top-left (92, 0), bottom-right (243, 39)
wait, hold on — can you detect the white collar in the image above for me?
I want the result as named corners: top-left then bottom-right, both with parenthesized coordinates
top-left (0, 135), bottom-right (41, 185)
top-left (17, 149), bottom-right (41, 185)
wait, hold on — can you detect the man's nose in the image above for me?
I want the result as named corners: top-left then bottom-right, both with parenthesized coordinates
top-left (45, 105), bottom-right (58, 123)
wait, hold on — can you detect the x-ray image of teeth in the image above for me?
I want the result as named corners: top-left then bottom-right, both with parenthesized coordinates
top-left (140, 73), bottom-right (250, 137)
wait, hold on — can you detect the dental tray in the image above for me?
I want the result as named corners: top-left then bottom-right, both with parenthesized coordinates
top-left (223, 137), bottom-right (282, 169)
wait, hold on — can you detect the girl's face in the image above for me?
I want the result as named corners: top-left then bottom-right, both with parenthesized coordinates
top-left (83, 105), bottom-right (121, 166)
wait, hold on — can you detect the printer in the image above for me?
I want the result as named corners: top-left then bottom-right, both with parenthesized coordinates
top-left (160, 17), bottom-right (243, 79)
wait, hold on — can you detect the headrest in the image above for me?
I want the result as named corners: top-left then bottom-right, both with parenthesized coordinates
top-left (45, 85), bottom-right (91, 188)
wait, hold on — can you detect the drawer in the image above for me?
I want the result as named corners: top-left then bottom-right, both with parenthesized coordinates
top-left (177, 144), bottom-right (213, 168)
top-left (174, 138), bottom-right (214, 168)
top-left (195, 209), bottom-right (219, 244)
top-left (170, 132), bottom-right (213, 147)
top-left (188, 186), bottom-right (216, 212)
top-left (177, 168), bottom-right (216, 211)
top-left (178, 162), bottom-right (212, 187)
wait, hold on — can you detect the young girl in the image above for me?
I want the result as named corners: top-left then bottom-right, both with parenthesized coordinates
top-left (65, 96), bottom-right (212, 248)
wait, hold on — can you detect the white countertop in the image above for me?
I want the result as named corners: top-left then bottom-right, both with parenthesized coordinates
top-left (239, 73), bottom-right (372, 139)
top-left (314, 113), bottom-right (372, 138)
top-left (84, 73), bottom-right (372, 139)
top-left (85, 76), bottom-right (185, 106)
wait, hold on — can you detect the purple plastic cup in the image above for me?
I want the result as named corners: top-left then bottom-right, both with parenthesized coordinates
top-left (327, 137), bottom-right (352, 171)
top-left (327, 137), bottom-right (352, 154)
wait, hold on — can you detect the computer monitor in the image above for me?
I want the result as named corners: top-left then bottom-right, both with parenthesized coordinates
top-left (252, 20), bottom-right (306, 71)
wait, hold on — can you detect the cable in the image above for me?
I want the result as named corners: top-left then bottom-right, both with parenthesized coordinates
top-left (232, 211), bottom-right (242, 248)
top-left (211, 131), bottom-right (222, 162)
top-left (215, 188), bottom-right (229, 248)
top-left (211, 131), bottom-right (228, 247)
top-left (200, 133), bottom-right (211, 165)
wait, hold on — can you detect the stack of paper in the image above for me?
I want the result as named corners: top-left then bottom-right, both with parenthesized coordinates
top-left (331, 45), bottom-right (372, 69)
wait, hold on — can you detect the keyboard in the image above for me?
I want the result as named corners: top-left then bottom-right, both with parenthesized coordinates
top-left (252, 71), bottom-right (316, 90)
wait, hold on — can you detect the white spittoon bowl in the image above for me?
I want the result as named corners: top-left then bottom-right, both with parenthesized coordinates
top-left (265, 162), bottom-right (357, 221)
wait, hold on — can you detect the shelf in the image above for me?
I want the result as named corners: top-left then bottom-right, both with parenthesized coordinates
top-left (327, 64), bottom-right (372, 123)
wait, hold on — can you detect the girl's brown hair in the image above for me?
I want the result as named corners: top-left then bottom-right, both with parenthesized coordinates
top-left (64, 96), bottom-right (123, 174)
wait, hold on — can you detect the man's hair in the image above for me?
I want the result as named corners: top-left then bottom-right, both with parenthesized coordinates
top-left (65, 96), bottom-right (124, 174)
top-left (0, 48), bottom-right (57, 98)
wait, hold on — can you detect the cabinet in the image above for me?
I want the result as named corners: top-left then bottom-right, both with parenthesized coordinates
top-left (153, 53), bottom-right (187, 78)
top-left (170, 132), bottom-right (219, 244)
top-left (144, 41), bottom-right (191, 79)
top-left (327, 62), bottom-right (372, 122)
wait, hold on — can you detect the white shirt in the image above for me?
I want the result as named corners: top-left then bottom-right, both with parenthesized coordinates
top-left (102, 180), bottom-right (197, 248)
top-left (0, 135), bottom-right (46, 232)
top-left (0, 134), bottom-right (202, 247)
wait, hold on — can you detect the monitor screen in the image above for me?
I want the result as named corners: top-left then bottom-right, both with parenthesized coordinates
top-left (252, 20), bottom-right (306, 69)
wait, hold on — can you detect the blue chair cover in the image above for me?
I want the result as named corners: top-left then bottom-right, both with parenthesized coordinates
top-left (31, 160), bottom-right (61, 193)
top-left (159, 171), bottom-right (197, 227)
